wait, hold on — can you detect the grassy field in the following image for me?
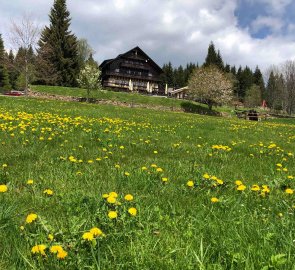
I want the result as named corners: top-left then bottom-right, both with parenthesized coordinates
top-left (30, 85), bottom-right (232, 115)
top-left (0, 95), bottom-right (295, 269)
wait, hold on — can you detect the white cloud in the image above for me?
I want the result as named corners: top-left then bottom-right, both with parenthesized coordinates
top-left (251, 16), bottom-right (283, 33)
top-left (0, 0), bottom-right (295, 74)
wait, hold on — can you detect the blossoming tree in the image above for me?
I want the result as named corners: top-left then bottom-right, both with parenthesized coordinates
top-left (77, 63), bottom-right (101, 102)
top-left (188, 65), bottom-right (234, 110)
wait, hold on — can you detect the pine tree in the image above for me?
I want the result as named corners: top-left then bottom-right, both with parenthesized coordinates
top-left (253, 66), bottom-right (265, 100)
top-left (162, 62), bottom-right (174, 87)
top-left (7, 50), bottom-right (18, 89)
top-left (0, 34), bottom-right (11, 92)
top-left (37, 0), bottom-right (80, 86)
top-left (203, 42), bottom-right (224, 71)
top-left (237, 66), bottom-right (254, 100)
top-left (174, 65), bottom-right (185, 88)
top-left (203, 42), bottom-right (218, 68)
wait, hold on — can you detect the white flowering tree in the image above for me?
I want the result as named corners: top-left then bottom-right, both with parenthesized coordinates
top-left (77, 63), bottom-right (101, 102)
top-left (188, 65), bottom-right (234, 110)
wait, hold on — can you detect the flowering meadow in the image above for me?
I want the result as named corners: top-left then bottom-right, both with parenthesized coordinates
top-left (0, 96), bottom-right (295, 269)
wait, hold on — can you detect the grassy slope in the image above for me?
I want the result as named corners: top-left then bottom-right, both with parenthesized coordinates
top-left (0, 95), bottom-right (295, 269)
top-left (31, 85), bottom-right (232, 115)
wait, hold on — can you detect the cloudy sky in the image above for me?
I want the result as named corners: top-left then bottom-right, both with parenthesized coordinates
top-left (1, 0), bottom-right (295, 72)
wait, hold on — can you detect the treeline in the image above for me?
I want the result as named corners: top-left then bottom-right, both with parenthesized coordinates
top-left (162, 42), bottom-right (266, 107)
top-left (0, 0), bottom-right (97, 93)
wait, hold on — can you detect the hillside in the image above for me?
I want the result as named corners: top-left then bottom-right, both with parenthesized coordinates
top-left (0, 95), bottom-right (295, 269)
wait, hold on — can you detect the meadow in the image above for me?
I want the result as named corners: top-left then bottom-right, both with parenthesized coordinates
top-left (0, 95), bottom-right (295, 269)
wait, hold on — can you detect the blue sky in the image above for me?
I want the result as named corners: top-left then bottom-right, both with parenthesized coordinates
top-left (0, 0), bottom-right (295, 73)
top-left (235, 0), bottom-right (295, 39)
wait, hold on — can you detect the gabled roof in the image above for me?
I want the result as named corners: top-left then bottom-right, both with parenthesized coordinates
top-left (100, 46), bottom-right (163, 73)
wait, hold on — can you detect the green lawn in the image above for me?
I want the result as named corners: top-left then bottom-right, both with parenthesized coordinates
top-left (31, 85), bottom-right (229, 115)
top-left (0, 95), bottom-right (295, 269)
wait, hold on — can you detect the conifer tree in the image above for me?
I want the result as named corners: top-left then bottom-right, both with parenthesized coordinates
top-left (0, 34), bottom-right (11, 91)
top-left (203, 42), bottom-right (224, 71)
top-left (7, 50), bottom-right (18, 89)
top-left (37, 0), bottom-right (79, 86)
top-left (253, 66), bottom-right (265, 100)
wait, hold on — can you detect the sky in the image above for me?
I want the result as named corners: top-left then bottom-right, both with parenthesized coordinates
top-left (1, 0), bottom-right (295, 73)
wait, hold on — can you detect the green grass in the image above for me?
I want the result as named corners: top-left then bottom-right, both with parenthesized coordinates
top-left (31, 85), bottom-right (227, 115)
top-left (0, 95), bottom-right (295, 269)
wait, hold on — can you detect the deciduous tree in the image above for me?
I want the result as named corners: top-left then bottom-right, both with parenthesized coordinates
top-left (10, 14), bottom-right (39, 94)
top-left (188, 65), bottom-right (233, 110)
top-left (77, 63), bottom-right (101, 102)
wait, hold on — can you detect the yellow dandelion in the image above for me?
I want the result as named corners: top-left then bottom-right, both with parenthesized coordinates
top-left (162, 177), bottom-right (168, 183)
top-left (31, 244), bottom-right (46, 255)
top-left (156, 168), bottom-right (163, 173)
top-left (187, 180), bottom-right (194, 187)
top-left (235, 180), bottom-right (243, 186)
top-left (108, 211), bottom-right (118, 219)
top-left (203, 173), bottom-right (210, 179)
top-left (237, 184), bottom-right (246, 191)
top-left (251, 185), bottom-right (260, 191)
top-left (50, 245), bottom-right (63, 254)
top-left (27, 179), bottom-right (34, 185)
top-left (211, 197), bottom-right (219, 203)
top-left (0, 184), bottom-right (8, 193)
top-left (124, 172), bottom-right (130, 176)
top-left (82, 232), bottom-right (94, 241)
top-left (109, 192), bottom-right (118, 198)
top-left (26, 213), bottom-right (38, 224)
top-left (43, 189), bottom-right (53, 196)
top-left (90, 227), bottom-right (103, 237)
top-left (285, 188), bottom-right (294, 195)
top-left (141, 166), bottom-right (148, 171)
top-left (107, 196), bottom-right (116, 204)
top-left (128, 207), bottom-right (137, 216)
top-left (57, 249), bottom-right (68, 259)
top-left (48, 234), bottom-right (54, 241)
top-left (124, 194), bottom-right (134, 201)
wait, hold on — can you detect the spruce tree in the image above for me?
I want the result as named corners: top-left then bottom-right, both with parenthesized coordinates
top-left (7, 50), bottom-right (18, 89)
top-left (203, 42), bottom-right (224, 71)
top-left (37, 0), bottom-right (79, 86)
top-left (253, 66), bottom-right (265, 100)
top-left (0, 34), bottom-right (11, 91)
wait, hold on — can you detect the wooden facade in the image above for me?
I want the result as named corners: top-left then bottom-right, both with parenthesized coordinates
top-left (100, 47), bottom-right (164, 94)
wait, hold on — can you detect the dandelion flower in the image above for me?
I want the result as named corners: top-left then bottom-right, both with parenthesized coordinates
top-left (82, 232), bottom-right (94, 241)
top-left (124, 172), bottom-right (130, 176)
top-left (285, 188), bottom-right (294, 195)
top-left (211, 197), bottom-right (219, 203)
top-left (108, 211), bottom-right (118, 219)
top-left (57, 249), bottom-right (68, 259)
top-left (128, 207), bottom-right (137, 216)
top-left (0, 184), bottom-right (8, 193)
top-left (237, 184), bottom-right (246, 191)
top-left (109, 192), bottom-right (118, 198)
top-left (235, 180), bottom-right (243, 186)
top-left (31, 244), bottom-right (46, 255)
top-left (26, 213), bottom-right (38, 223)
top-left (162, 177), bottom-right (168, 183)
top-left (43, 189), bottom-right (53, 196)
top-left (107, 196), bottom-right (116, 204)
top-left (124, 194), bottom-right (134, 201)
top-left (251, 185), bottom-right (260, 191)
top-left (187, 180), bottom-right (194, 187)
top-left (90, 227), bottom-right (103, 237)
top-left (27, 179), bottom-right (34, 185)
top-left (50, 245), bottom-right (63, 254)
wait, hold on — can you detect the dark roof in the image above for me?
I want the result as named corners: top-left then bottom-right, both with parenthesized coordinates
top-left (99, 46), bottom-right (163, 73)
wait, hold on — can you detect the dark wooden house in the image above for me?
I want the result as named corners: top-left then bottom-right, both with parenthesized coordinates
top-left (100, 46), bottom-right (164, 94)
